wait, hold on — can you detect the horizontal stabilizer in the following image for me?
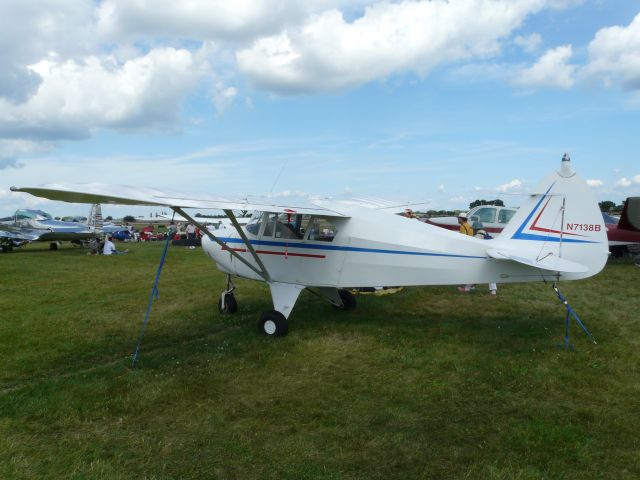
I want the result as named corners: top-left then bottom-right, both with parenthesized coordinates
top-left (486, 248), bottom-right (589, 273)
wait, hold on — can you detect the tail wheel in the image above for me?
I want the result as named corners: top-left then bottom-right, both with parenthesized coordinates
top-left (218, 292), bottom-right (238, 314)
top-left (333, 289), bottom-right (357, 310)
top-left (258, 310), bottom-right (288, 337)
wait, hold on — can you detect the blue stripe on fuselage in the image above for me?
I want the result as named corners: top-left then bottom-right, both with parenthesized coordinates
top-left (215, 237), bottom-right (486, 259)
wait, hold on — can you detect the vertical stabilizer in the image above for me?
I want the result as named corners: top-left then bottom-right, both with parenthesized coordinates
top-left (87, 204), bottom-right (104, 234)
top-left (493, 155), bottom-right (608, 279)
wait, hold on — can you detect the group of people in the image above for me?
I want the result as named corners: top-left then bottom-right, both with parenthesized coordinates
top-left (457, 212), bottom-right (497, 296)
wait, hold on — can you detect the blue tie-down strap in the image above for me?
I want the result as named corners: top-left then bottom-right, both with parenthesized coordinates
top-left (132, 229), bottom-right (173, 367)
top-left (552, 284), bottom-right (597, 348)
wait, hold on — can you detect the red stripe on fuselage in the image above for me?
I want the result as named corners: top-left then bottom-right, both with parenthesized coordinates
top-left (222, 246), bottom-right (325, 259)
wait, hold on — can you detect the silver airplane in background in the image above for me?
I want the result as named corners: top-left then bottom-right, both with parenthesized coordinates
top-left (0, 204), bottom-right (121, 252)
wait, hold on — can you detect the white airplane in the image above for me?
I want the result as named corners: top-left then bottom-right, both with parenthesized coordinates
top-left (10, 155), bottom-right (608, 337)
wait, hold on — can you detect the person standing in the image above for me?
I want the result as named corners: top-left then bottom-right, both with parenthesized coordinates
top-left (475, 229), bottom-right (498, 296)
top-left (457, 212), bottom-right (475, 293)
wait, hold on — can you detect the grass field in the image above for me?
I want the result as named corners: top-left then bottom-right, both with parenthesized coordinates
top-left (1, 242), bottom-right (639, 479)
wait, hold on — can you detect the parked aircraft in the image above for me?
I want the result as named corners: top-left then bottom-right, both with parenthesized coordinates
top-left (425, 204), bottom-right (517, 234)
top-left (11, 155), bottom-right (608, 336)
top-left (0, 204), bottom-right (121, 251)
top-left (599, 197), bottom-right (640, 256)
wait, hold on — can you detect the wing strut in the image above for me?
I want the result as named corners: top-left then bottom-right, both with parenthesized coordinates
top-left (222, 209), bottom-right (271, 282)
top-left (172, 207), bottom-right (271, 282)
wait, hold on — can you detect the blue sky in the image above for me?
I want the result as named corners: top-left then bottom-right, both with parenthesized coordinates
top-left (1, 0), bottom-right (639, 218)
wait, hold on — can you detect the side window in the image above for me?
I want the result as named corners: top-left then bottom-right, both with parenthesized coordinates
top-left (263, 213), bottom-right (277, 237)
top-left (263, 213), bottom-right (309, 239)
top-left (306, 217), bottom-right (338, 242)
top-left (474, 207), bottom-right (496, 223)
top-left (498, 209), bottom-right (516, 224)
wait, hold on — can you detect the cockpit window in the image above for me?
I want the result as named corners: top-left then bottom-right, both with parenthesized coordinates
top-left (245, 213), bottom-right (262, 236)
top-left (15, 209), bottom-right (51, 221)
top-left (474, 207), bottom-right (496, 224)
top-left (498, 208), bottom-right (516, 224)
top-left (263, 213), bottom-right (308, 239)
top-left (306, 217), bottom-right (338, 242)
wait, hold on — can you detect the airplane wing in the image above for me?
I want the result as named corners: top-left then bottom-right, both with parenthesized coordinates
top-left (486, 248), bottom-right (589, 273)
top-left (10, 184), bottom-right (348, 217)
top-left (0, 223), bottom-right (41, 241)
top-left (331, 196), bottom-right (430, 214)
top-left (0, 227), bottom-right (40, 242)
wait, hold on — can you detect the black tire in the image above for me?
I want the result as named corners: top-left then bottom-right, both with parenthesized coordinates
top-left (49, 242), bottom-right (58, 251)
top-left (333, 289), bottom-right (357, 310)
top-left (258, 310), bottom-right (288, 337)
top-left (218, 292), bottom-right (238, 314)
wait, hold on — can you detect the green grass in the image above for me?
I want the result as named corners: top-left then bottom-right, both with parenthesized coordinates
top-left (1, 242), bottom-right (639, 479)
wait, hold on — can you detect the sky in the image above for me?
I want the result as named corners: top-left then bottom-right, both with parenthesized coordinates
top-left (1, 0), bottom-right (639, 218)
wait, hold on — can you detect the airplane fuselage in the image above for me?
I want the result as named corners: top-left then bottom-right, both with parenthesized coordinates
top-left (202, 204), bottom-right (605, 289)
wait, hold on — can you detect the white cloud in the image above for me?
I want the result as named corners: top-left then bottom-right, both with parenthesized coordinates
top-left (615, 177), bottom-right (632, 188)
top-left (96, 0), bottom-right (368, 43)
top-left (237, 0), bottom-right (550, 93)
top-left (585, 13), bottom-right (640, 90)
top-left (211, 82), bottom-right (238, 115)
top-left (634, 175), bottom-right (640, 184)
top-left (438, 184), bottom-right (445, 192)
top-left (0, 48), bottom-right (208, 140)
top-left (0, 139), bottom-right (53, 169)
top-left (514, 33), bottom-right (542, 53)
top-left (586, 179), bottom-right (603, 187)
top-left (0, 0), bottom-right (96, 103)
top-left (514, 45), bottom-right (576, 89)
top-left (497, 179), bottom-right (523, 192)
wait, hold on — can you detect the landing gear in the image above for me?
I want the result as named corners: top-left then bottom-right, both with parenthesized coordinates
top-left (49, 242), bottom-right (58, 251)
top-left (258, 310), bottom-right (288, 337)
top-left (332, 289), bottom-right (357, 310)
top-left (218, 275), bottom-right (238, 314)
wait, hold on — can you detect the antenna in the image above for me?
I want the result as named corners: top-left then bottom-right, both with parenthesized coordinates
top-left (268, 160), bottom-right (289, 197)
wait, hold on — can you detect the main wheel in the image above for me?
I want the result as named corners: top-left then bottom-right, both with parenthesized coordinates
top-left (258, 310), bottom-right (288, 337)
top-left (218, 292), bottom-right (238, 314)
top-left (333, 289), bottom-right (357, 310)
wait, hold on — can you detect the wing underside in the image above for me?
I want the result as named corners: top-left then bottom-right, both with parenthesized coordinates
top-left (10, 184), bottom-right (349, 217)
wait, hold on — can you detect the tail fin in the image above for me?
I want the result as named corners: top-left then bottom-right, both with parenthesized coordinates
top-left (87, 204), bottom-right (104, 234)
top-left (492, 154), bottom-right (608, 279)
top-left (618, 197), bottom-right (640, 231)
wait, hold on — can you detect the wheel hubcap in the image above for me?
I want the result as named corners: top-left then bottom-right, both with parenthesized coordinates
top-left (263, 320), bottom-right (277, 335)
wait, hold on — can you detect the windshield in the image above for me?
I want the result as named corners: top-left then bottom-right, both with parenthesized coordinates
top-left (245, 212), bottom-right (263, 236)
top-left (15, 209), bottom-right (52, 221)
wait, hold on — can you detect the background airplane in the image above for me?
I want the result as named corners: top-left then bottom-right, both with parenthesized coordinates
top-left (0, 204), bottom-right (121, 251)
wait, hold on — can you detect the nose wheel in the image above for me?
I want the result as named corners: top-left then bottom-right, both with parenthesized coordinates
top-left (218, 275), bottom-right (238, 314)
